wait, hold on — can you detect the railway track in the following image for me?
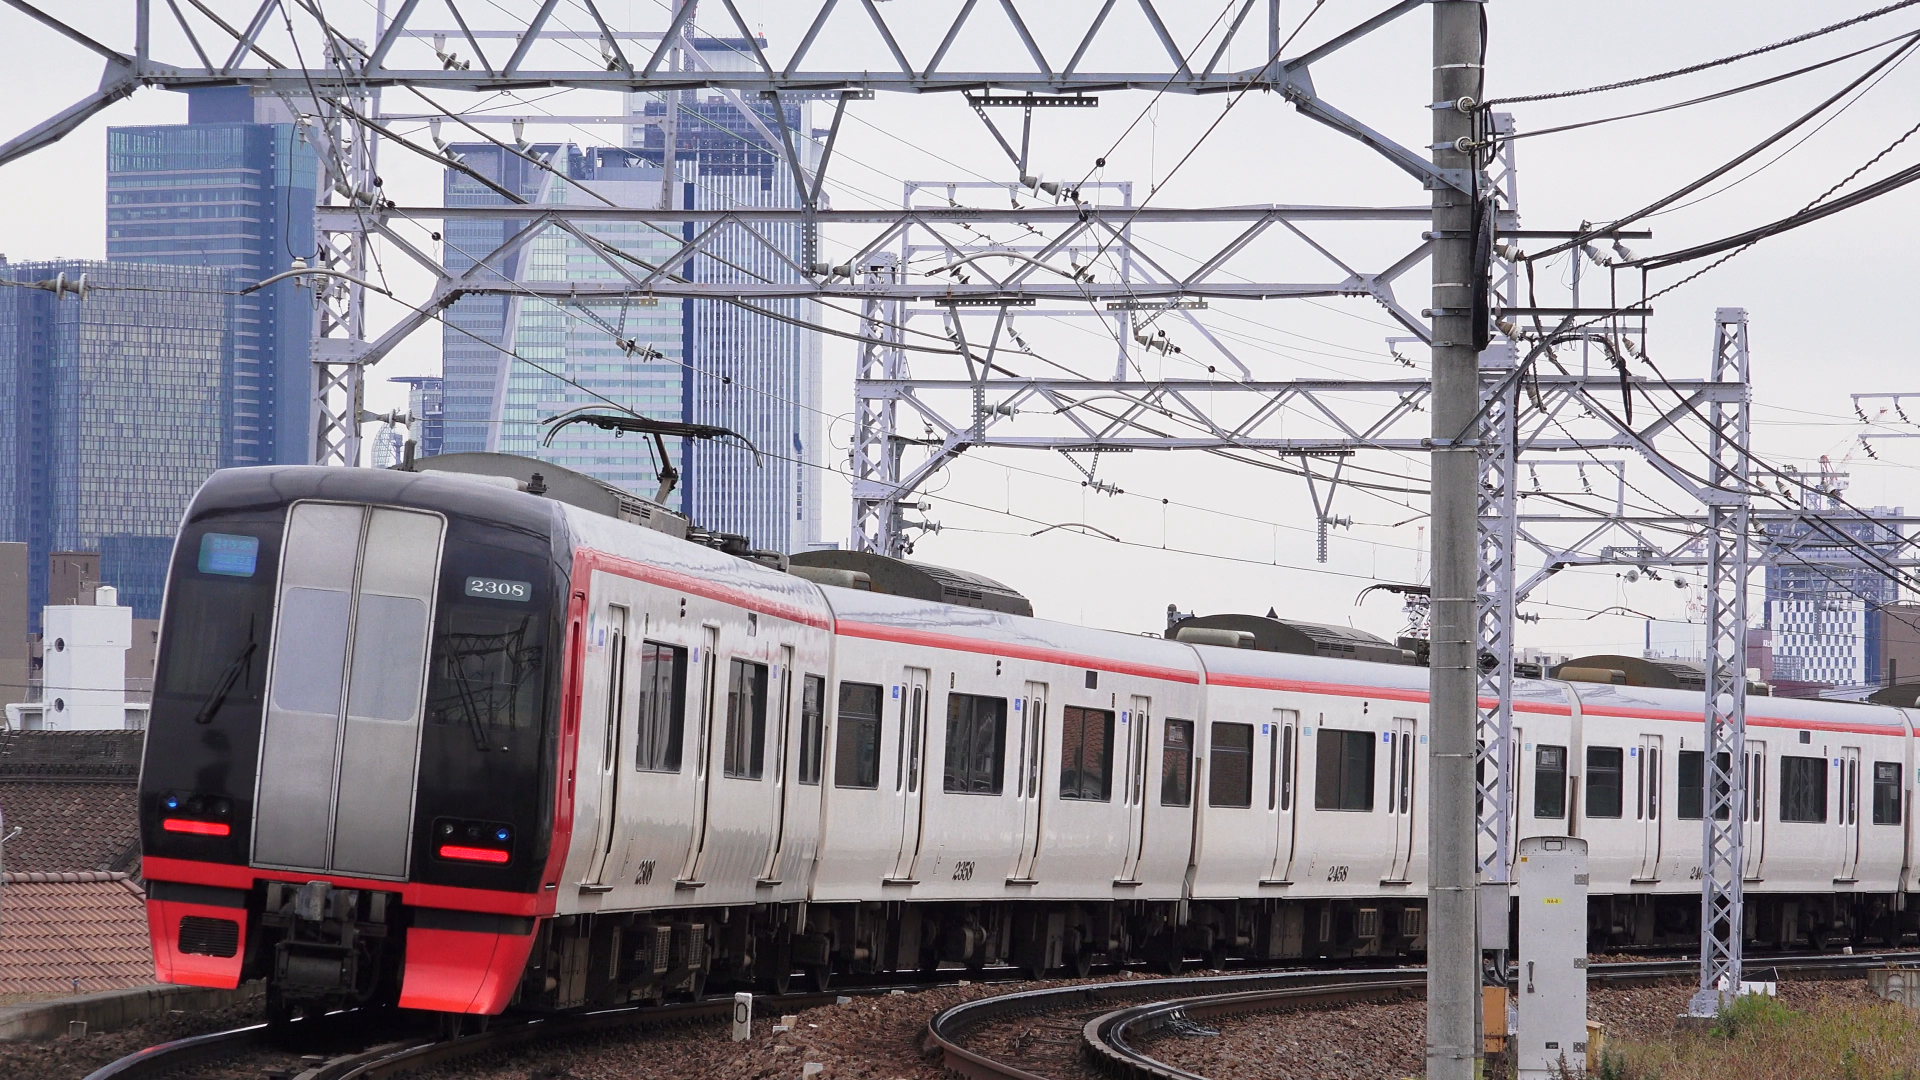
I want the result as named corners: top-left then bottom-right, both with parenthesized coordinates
top-left (927, 952), bottom-right (1920, 1080)
top-left (80, 951), bottom-right (1909, 1080)
top-left (79, 985), bottom-right (871, 1080)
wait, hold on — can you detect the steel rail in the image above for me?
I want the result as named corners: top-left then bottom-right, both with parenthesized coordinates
top-left (82, 987), bottom-right (864, 1080)
top-left (79, 1023), bottom-right (272, 1080)
top-left (1072, 953), bottom-right (1920, 1080)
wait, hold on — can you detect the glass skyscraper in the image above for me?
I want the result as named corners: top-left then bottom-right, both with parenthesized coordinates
top-left (0, 260), bottom-right (230, 623)
top-left (628, 43), bottom-right (825, 554)
top-left (441, 146), bottom-right (688, 503)
top-left (106, 87), bottom-right (317, 466)
top-left (437, 36), bottom-right (825, 554)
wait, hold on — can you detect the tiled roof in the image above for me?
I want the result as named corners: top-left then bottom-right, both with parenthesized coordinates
top-left (0, 872), bottom-right (153, 996)
top-left (0, 730), bottom-right (143, 779)
top-left (0, 782), bottom-right (140, 874)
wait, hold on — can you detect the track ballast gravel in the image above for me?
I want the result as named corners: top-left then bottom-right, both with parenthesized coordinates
top-left (5, 969), bottom-right (1882, 1080)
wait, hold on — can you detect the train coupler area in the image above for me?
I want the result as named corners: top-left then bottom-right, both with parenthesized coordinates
top-left (259, 881), bottom-right (395, 1007)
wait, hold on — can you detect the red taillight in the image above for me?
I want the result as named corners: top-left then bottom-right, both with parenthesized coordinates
top-left (438, 844), bottom-right (510, 864)
top-left (163, 818), bottom-right (231, 837)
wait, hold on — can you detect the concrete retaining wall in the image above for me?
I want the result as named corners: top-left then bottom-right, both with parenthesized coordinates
top-left (0, 982), bottom-right (258, 1041)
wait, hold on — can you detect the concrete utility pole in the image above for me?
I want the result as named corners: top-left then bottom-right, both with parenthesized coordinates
top-left (1428, 2), bottom-right (1487, 1078)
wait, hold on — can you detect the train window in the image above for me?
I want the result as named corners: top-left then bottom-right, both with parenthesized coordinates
top-left (602, 608), bottom-right (628, 769)
top-left (1533, 745), bottom-right (1567, 819)
top-left (157, 522), bottom-right (282, 729)
top-left (1779, 755), bottom-right (1827, 823)
top-left (1675, 750), bottom-right (1731, 821)
top-left (1585, 747), bottom-right (1623, 819)
top-left (943, 694), bottom-right (1007, 795)
top-left (723, 660), bottom-right (768, 780)
top-left (1874, 761), bottom-right (1902, 825)
top-left (834, 682), bottom-right (883, 789)
top-left (1279, 723), bottom-right (1295, 812)
top-left (1060, 706), bottom-right (1115, 801)
top-left (634, 641), bottom-right (687, 772)
top-left (1161, 719), bottom-right (1194, 807)
top-left (797, 675), bottom-right (825, 785)
top-left (271, 588), bottom-right (352, 715)
top-left (1314, 728), bottom-right (1375, 812)
top-left (1207, 722), bottom-right (1253, 808)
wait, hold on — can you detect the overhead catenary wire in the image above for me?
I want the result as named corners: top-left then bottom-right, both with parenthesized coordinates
top-left (263, 4), bottom-right (1912, 641)
top-left (1499, 28), bottom-right (1920, 143)
top-left (1523, 31), bottom-right (1920, 263)
top-left (1486, 0), bottom-right (1920, 106)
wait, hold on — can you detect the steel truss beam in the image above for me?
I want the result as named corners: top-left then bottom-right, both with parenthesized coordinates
top-left (1, 0), bottom-right (1440, 170)
top-left (0, 0), bottom-right (1460, 469)
top-left (1511, 513), bottom-right (1920, 597)
top-left (847, 374), bottom-right (1743, 542)
top-left (853, 374), bottom-right (1738, 453)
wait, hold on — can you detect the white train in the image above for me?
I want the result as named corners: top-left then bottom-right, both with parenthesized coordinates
top-left (141, 455), bottom-right (1912, 1016)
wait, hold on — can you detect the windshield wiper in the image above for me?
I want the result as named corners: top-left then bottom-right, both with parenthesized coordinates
top-left (192, 628), bottom-right (257, 725)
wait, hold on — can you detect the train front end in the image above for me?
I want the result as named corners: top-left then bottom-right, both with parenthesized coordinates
top-left (139, 466), bottom-right (567, 1016)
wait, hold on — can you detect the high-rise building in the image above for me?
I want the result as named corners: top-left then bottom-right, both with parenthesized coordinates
top-left (437, 37), bottom-right (824, 554)
top-left (106, 87), bottom-right (317, 466)
top-left (1764, 493), bottom-right (1905, 690)
top-left (441, 146), bottom-right (689, 503)
top-left (392, 375), bottom-right (448, 458)
top-left (0, 260), bottom-right (230, 624)
top-left (628, 43), bottom-right (824, 553)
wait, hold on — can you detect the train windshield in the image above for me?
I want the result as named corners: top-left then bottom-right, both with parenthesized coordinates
top-left (156, 521), bottom-right (283, 718)
top-left (424, 521), bottom-right (552, 752)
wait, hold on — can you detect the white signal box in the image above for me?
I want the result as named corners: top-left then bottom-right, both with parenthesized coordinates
top-left (1516, 836), bottom-right (1589, 1080)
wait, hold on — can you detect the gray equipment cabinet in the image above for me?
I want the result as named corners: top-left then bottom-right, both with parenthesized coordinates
top-left (1516, 835), bottom-right (1589, 1079)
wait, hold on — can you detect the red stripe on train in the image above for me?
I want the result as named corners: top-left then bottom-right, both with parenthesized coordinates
top-left (574, 548), bottom-right (832, 629)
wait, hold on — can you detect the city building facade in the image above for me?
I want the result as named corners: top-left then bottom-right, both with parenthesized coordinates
top-left (393, 375), bottom-right (447, 458)
top-left (0, 259), bottom-right (229, 623)
top-left (106, 87), bottom-right (317, 467)
top-left (1764, 498), bottom-right (1905, 691)
top-left (437, 37), bottom-right (824, 554)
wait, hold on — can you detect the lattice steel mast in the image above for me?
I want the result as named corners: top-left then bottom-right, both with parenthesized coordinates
top-left (1691, 308), bottom-right (1754, 1014)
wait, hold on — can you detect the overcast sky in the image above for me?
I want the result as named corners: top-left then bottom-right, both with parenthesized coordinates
top-left (2, 2), bottom-right (1917, 660)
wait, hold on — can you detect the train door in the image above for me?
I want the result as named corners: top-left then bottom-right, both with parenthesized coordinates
top-left (1117, 695), bottom-right (1152, 884)
top-left (584, 605), bottom-right (629, 887)
top-left (1634, 734), bottom-right (1662, 881)
top-left (1263, 710), bottom-right (1300, 883)
top-left (887, 668), bottom-right (930, 882)
top-left (1743, 739), bottom-right (1767, 880)
top-left (1010, 682), bottom-right (1047, 883)
top-left (760, 646), bottom-right (797, 883)
top-left (675, 624), bottom-right (721, 884)
top-left (1385, 716), bottom-right (1418, 883)
top-left (254, 503), bottom-right (442, 880)
top-left (1839, 746), bottom-right (1862, 881)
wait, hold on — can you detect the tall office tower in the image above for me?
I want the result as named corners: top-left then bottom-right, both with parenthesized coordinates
top-left (1765, 485), bottom-right (1905, 691)
top-left (441, 145), bottom-right (688, 503)
top-left (628, 37), bottom-right (825, 553)
top-left (391, 375), bottom-right (448, 458)
top-left (0, 260), bottom-right (230, 623)
top-left (107, 87), bottom-right (317, 466)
